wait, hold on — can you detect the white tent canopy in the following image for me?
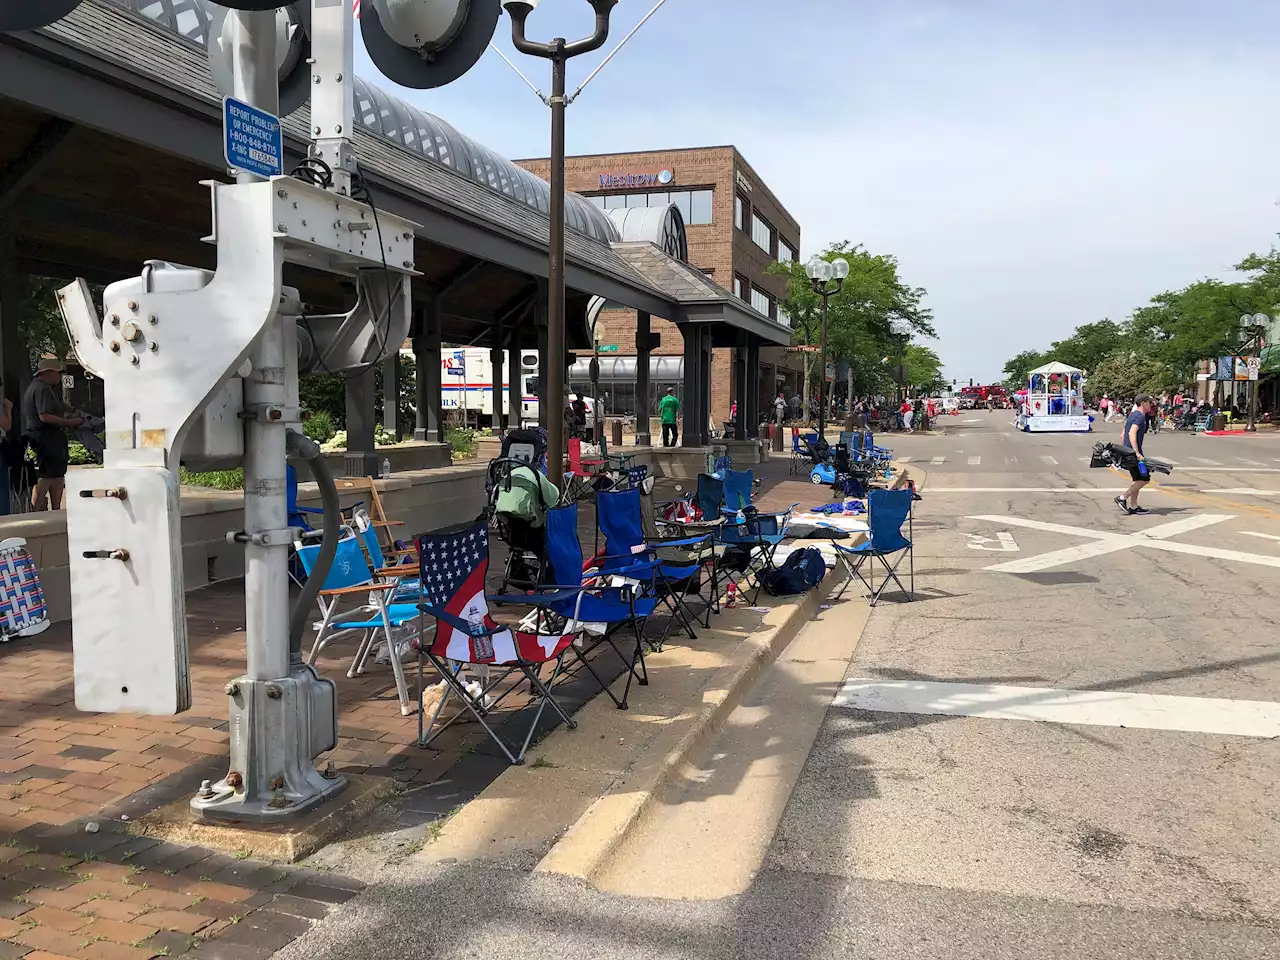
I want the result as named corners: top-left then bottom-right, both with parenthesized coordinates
top-left (1028, 361), bottom-right (1083, 376)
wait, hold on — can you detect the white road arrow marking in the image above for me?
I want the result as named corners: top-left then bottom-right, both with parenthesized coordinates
top-left (964, 513), bottom-right (1280, 572)
top-left (965, 532), bottom-right (1019, 552)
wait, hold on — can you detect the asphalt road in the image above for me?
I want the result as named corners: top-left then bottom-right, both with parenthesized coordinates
top-left (275, 412), bottom-right (1280, 959)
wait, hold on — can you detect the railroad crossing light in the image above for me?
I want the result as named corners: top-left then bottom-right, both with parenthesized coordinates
top-left (0, 0), bottom-right (83, 31)
top-left (362, 0), bottom-right (501, 89)
top-left (206, 3), bottom-right (313, 115)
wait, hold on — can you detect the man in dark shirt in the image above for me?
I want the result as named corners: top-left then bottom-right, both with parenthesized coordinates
top-left (21, 359), bottom-right (81, 511)
top-left (1115, 393), bottom-right (1156, 516)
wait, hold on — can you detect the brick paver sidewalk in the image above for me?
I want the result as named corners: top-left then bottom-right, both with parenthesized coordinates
top-left (0, 452), bottom-right (815, 958)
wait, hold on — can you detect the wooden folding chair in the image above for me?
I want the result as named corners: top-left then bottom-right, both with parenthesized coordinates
top-left (333, 476), bottom-right (414, 564)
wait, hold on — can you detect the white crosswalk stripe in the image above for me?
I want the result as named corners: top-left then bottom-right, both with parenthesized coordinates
top-left (898, 456), bottom-right (912, 463)
top-left (930, 456), bottom-right (947, 464)
top-left (968, 456), bottom-right (981, 465)
top-left (1190, 457), bottom-right (1222, 465)
top-left (1041, 456), bottom-right (1058, 465)
top-left (1005, 456), bottom-right (1018, 464)
top-left (1237, 458), bottom-right (1265, 466)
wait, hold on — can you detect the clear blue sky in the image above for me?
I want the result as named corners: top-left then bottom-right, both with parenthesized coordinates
top-left (356, 0), bottom-right (1280, 384)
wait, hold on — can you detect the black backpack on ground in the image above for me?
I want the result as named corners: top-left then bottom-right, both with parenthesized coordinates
top-left (761, 547), bottom-right (827, 597)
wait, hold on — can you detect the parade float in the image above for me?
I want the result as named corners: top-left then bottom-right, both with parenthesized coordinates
top-left (1016, 361), bottom-right (1091, 432)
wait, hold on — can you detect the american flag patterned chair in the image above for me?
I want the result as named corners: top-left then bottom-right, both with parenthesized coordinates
top-left (415, 520), bottom-right (580, 765)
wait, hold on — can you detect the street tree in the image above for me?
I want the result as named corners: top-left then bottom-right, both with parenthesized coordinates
top-left (771, 241), bottom-right (934, 408)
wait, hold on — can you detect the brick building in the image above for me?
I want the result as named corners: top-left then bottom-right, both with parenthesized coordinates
top-left (514, 146), bottom-right (804, 428)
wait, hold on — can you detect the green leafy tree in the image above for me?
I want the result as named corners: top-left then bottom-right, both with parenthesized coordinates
top-left (771, 241), bottom-right (934, 405)
top-left (19, 277), bottom-right (73, 368)
top-left (1130, 279), bottom-right (1262, 383)
top-left (1049, 319), bottom-right (1128, 374)
top-left (1087, 350), bottom-right (1173, 399)
top-left (1002, 349), bottom-right (1049, 390)
top-left (903, 344), bottom-right (945, 393)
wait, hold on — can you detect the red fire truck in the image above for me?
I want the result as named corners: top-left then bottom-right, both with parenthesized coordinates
top-left (959, 384), bottom-right (1010, 409)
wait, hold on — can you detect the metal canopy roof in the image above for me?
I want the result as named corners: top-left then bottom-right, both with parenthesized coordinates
top-left (99, 0), bottom-right (621, 243)
top-left (0, 0), bottom-right (789, 349)
top-left (610, 243), bottom-right (792, 347)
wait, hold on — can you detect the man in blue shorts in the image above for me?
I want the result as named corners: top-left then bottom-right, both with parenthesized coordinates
top-left (1115, 394), bottom-right (1156, 515)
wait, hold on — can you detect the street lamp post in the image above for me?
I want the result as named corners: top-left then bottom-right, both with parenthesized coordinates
top-left (889, 318), bottom-right (912, 406)
top-left (804, 256), bottom-right (849, 440)
top-left (504, 0), bottom-right (617, 488)
top-left (1240, 313), bottom-right (1270, 432)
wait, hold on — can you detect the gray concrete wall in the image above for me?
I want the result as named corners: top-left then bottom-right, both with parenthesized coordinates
top-left (4, 463), bottom-right (489, 626)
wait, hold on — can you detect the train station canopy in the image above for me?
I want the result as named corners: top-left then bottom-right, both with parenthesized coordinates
top-left (0, 0), bottom-right (792, 352)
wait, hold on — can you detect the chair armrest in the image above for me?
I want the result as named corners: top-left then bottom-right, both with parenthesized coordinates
top-left (319, 583), bottom-right (395, 597)
top-left (374, 567), bottom-right (420, 578)
top-left (487, 587), bottom-right (585, 609)
top-left (646, 534), bottom-right (710, 548)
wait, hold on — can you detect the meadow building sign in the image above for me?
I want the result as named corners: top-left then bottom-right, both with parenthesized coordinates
top-left (599, 168), bottom-right (674, 189)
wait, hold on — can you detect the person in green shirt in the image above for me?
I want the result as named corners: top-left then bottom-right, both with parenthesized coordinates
top-left (659, 386), bottom-right (680, 447)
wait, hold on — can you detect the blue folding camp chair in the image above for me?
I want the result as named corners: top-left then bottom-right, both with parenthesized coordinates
top-left (718, 507), bottom-right (794, 606)
top-left (721, 468), bottom-right (756, 513)
top-left (414, 520), bottom-right (580, 765)
top-left (789, 430), bottom-right (807, 475)
top-left (490, 501), bottom-right (656, 710)
top-left (696, 473), bottom-right (724, 521)
top-left (296, 534), bottom-right (416, 715)
top-left (832, 488), bottom-right (914, 605)
top-left (596, 487), bottom-right (713, 641)
top-left (287, 464), bottom-right (325, 533)
top-left (354, 518), bottom-right (421, 603)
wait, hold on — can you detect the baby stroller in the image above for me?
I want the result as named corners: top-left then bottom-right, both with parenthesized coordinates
top-left (487, 431), bottom-right (556, 593)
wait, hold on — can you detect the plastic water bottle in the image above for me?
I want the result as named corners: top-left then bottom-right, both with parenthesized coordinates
top-left (381, 457), bottom-right (392, 477)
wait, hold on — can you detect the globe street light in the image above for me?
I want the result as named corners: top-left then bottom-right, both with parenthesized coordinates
top-left (804, 255), bottom-right (849, 439)
top-left (1239, 313), bottom-right (1271, 432)
top-left (504, 0), bottom-right (617, 489)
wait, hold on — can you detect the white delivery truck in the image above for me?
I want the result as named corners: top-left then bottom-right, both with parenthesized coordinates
top-left (407, 347), bottom-right (542, 427)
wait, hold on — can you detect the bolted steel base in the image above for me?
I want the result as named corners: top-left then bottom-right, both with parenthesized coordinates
top-left (191, 665), bottom-right (346, 823)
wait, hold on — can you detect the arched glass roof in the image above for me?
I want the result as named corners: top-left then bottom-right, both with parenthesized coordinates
top-left (101, 0), bottom-right (621, 243)
top-left (608, 206), bottom-right (689, 263)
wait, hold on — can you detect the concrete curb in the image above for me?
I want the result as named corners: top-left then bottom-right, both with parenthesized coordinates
top-left (534, 579), bottom-right (834, 883)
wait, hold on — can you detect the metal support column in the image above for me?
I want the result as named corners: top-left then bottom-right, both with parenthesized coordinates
top-left (635, 311), bottom-right (652, 446)
top-left (344, 367), bottom-right (378, 477)
top-left (733, 342), bottom-right (748, 441)
top-left (414, 298), bottom-right (442, 443)
top-left (0, 226), bottom-right (26, 423)
top-left (381, 353), bottom-right (400, 441)
top-left (680, 324), bottom-right (703, 449)
top-left (698, 328), bottom-right (712, 446)
top-left (744, 342), bottom-right (761, 438)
